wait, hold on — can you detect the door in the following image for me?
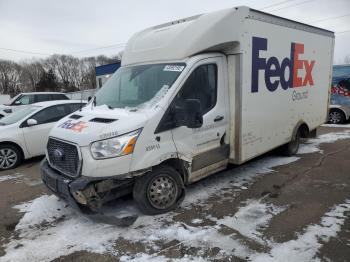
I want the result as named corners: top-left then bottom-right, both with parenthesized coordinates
top-left (21, 104), bottom-right (80, 156)
top-left (171, 57), bottom-right (229, 180)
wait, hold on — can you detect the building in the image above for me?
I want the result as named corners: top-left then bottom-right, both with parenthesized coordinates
top-left (95, 62), bottom-right (121, 89)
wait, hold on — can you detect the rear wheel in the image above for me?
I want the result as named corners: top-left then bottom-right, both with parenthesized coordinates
top-left (133, 165), bottom-right (185, 215)
top-left (328, 109), bottom-right (345, 124)
top-left (0, 144), bottom-right (22, 170)
top-left (281, 130), bottom-right (301, 156)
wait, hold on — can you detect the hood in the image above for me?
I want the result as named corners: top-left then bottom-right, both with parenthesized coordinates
top-left (0, 105), bottom-right (11, 110)
top-left (49, 105), bottom-right (151, 146)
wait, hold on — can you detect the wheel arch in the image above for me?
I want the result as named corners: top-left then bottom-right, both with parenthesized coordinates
top-left (329, 107), bottom-right (348, 121)
top-left (292, 121), bottom-right (310, 139)
top-left (0, 141), bottom-right (25, 159)
top-left (155, 158), bottom-right (190, 185)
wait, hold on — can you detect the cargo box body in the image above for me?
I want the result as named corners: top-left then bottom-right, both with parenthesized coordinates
top-left (227, 9), bottom-right (334, 163)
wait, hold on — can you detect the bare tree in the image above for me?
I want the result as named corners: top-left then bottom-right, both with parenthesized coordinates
top-left (44, 54), bottom-right (78, 91)
top-left (0, 60), bottom-right (22, 96)
top-left (0, 53), bottom-right (120, 96)
top-left (80, 57), bottom-right (97, 90)
top-left (20, 60), bottom-right (45, 92)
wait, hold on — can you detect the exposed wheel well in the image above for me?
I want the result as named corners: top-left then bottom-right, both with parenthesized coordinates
top-left (0, 141), bottom-right (25, 159)
top-left (156, 158), bottom-right (189, 184)
top-left (298, 123), bottom-right (310, 138)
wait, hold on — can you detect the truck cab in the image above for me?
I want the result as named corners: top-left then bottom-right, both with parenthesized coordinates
top-left (41, 6), bottom-right (334, 215)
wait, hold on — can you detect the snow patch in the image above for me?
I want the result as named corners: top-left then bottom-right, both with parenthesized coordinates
top-left (191, 218), bottom-right (203, 224)
top-left (322, 123), bottom-right (350, 128)
top-left (0, 173), bottom-right (23, 182)
top-left (120, 253), bottom-right (208, 262)
top-left (217, 199), bottom-right (285, 244)
top-left (183, 156), bottom-right (299, 206)
top-left (251, 199), bottom-right (350, 262)
top-left (299, 131), bottom-right (350, 154)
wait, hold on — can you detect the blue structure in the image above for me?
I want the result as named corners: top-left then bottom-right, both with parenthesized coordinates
top-left (95, 62), bottom-right (121, 88)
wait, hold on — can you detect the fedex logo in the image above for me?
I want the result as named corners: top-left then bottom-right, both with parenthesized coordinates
top-left (58, 120), bottom-right (88, 132)
top-left (251, 37), bottom-right (315, 93)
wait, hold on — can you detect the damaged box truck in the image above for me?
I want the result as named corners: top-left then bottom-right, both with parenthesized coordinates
top-left (41, 6), bottom-right (334, 219)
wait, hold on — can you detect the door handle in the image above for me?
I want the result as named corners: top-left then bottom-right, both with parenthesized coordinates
top-left (214, 116), bottom-right (224, 122)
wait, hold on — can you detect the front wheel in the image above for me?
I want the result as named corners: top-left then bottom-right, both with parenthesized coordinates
top-left (133, 165), bottom-right (185, 215)
top-left (0, 144), bottom-right (22, 170)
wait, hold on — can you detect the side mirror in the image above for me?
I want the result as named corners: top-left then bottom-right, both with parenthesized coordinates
top-left (172, 99), bottom-right (203, 129)
top-left (14, 101), bottom-right (22, 105)
top-left (27, 119), bottom-right (38, 126)
top-left (185, 99), bottom-right (203, 128)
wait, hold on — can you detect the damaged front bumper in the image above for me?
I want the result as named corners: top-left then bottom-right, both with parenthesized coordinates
top-left (40, 159), bottom-right (138, 226)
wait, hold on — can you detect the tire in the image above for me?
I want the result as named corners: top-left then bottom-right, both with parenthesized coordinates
top-left (328, 109), bottom-right (345, 124)
top-left (0, 144), bottom-right (23, 170)
top-left (133, 165), bottom-right (185, 215)
top-left (281, 130), bottom-right (300, 156)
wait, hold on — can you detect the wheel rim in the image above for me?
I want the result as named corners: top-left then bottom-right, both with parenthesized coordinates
top-left (329, 111), bottom-right (341, 124)
top-left (0, 148), bottom-right (17, 169)
top-left (147, 175), bottom-right (178, 210)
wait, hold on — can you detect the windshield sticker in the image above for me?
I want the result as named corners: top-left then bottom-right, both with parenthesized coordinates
top-left (58, 120), bottom-right (88, 133)
top-left (163, 65), bottom-right (184, 72)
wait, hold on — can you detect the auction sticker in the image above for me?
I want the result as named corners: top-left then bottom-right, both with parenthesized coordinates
top-left (163, 65), bottom-right (185, 72)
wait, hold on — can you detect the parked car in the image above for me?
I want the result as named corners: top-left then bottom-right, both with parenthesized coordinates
top-left (0, 100), bottom-right (85, 170)
top-left (329, 66), bottom-right (350, 124)
top-left (0, 92), bottom-right (69, 119)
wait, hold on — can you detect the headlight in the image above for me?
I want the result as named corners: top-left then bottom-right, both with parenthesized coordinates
top-left (3, 109), bottom-right (12, 113)
top-left (90, 129), bottom-right (141, 159)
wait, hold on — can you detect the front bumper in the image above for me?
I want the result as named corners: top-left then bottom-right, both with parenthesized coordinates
top-left (40, 159), bottom-right (138, 226)
top-left (41, 159), bottom-right (81, 211)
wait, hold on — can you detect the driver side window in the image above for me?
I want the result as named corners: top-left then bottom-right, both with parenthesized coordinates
top-left (176, 64), bottom-right (217, 115)
top-left (155, 64), bottom-right (218, 134)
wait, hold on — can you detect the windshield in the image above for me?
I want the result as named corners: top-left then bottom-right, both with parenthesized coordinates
top-left (0, 106), bottom-right (39, 125)
top-left (94, 63), bottom-right (185, 109)
top-left (4, 94), bottom-right (21, 106)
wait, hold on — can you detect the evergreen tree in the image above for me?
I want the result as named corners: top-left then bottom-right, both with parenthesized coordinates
top-left (36, 69), bottom-right (59, 92)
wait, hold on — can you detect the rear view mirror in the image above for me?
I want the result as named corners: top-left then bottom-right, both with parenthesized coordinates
top-left (185, 99), bottom-right (203, 128)
top-left (14, 101), bottom-right (22, 105)
top-left (27, 119), bottom-right (38, 126)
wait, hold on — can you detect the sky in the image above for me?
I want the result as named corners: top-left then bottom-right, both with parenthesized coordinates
top-left (0, 0), bottom-right (349, 64)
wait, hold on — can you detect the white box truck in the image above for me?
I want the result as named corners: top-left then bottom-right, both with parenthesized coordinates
top-left (41, 6), bottom-right (334, 219)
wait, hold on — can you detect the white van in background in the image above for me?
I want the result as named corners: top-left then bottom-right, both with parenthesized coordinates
top-left (0, 92), bottom-right (69, 118)
top-left (41, 6), bottom-right (334, 217)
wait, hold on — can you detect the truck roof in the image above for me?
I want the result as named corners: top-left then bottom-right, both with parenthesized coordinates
top-left (122, 6), bottom-right (334, 66)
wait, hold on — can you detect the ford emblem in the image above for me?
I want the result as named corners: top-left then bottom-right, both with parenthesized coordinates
top-left (53, 149), bottom-right (64, 160)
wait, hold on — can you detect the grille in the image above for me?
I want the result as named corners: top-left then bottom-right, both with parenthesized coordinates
top-left (47, 138), bottom-right (81, 177)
